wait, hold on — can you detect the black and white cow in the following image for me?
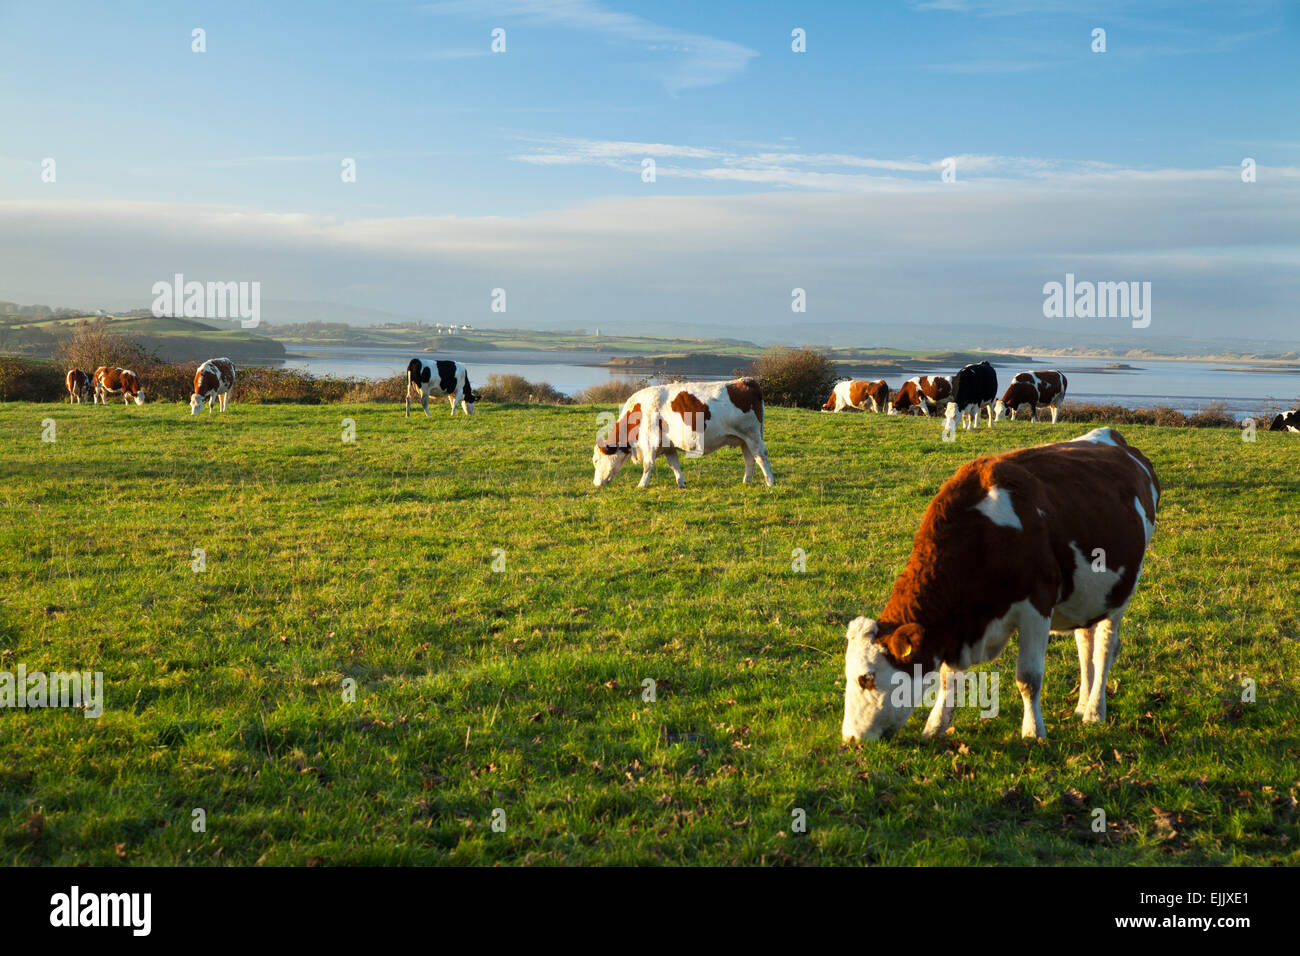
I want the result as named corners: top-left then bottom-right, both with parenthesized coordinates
top-left (406, 358), bottom-right (478, 418)
top-left (945, 361), bottom-right (998, 430)
top-left (1270, 409), bottom-right (1300, 432)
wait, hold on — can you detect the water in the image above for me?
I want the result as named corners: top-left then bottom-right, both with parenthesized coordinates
top-left (278, 346), bottom-right (1300, 417)
top-left (281, 345), bottom-right (641, 395)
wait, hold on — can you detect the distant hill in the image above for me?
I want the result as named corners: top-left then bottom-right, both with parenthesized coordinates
top-left (0, 313), bottom-right (285, 364)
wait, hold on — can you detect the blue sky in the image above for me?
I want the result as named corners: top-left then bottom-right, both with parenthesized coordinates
top-left (1, 1), bottom-right (1297, 345)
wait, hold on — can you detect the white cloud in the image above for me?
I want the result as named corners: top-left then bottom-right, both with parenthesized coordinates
top-left (421, 0), bottom-right (757, 90)
top-left (3, 173), bottom-right (1297, 344)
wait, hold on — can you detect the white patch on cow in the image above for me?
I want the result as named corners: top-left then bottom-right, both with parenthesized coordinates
top-left (973, 486), bottom-right (1022, 529)
top-left (1133, 495), bottom-right (1155, 543)
top-left (1049, 542), bottom-right (1125, 631)
top-left (1073, 427), bottom-right (1119, 446)
top-left (951, 599), bottom-right (1028, 669)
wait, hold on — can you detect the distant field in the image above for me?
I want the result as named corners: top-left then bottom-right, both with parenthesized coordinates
top-left (0, 314), bottom-right (282, 363)
top-left (1, 402), bottom-right (1296, 865)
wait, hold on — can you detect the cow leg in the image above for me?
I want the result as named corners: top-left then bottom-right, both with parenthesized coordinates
top-left (636, 448), bottom-right (657, 488)
top-left (1050, 402), bottom-right (1061, 424)
top-left (741, 445), bottom-right (755, 484)
top-left (748, 439), bottom-right (775, 487)
top-left (1073, 626), bottom-right (1096, 717)
top-left (448, 395), bottom-right (458, 415)
top-left (663, 449), bottom-right (686, 489)
top-left (1015, 610), bottom-right (1050, 740)
top-left (421, 393), bottom-right (430, 418)
top-left (1083, 612), bottom-right (1123, 722)
top-left (921, 663), bottom-right (959, 739)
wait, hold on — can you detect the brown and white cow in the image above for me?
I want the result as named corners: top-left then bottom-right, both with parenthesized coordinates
top-left (65, 369), bottom-right (92, 404)
top-left (190, 357), bottom-right (236, 414)
top-left (841, 427), bottom-right (1159, 743)
top-left (994, 370), bottom-right (1068, 423)
top-left (888, 376), bottom-right (951, 416)
top-left (93, 366), bottom-right (144, 405)
top-left (593, 378), bottom-right (774, 489)
top-left (822, 380), bottom-right (890, 413)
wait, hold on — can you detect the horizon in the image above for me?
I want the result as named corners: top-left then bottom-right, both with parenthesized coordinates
top-left (2, 1), bottom-right (1298, 347)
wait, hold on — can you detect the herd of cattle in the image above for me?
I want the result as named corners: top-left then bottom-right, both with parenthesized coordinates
top-left (56, 353), bottom-right (1293, 742)
top-left (64, 358), bottom-right (236, 413)
top-left (823, 361), bottom-right (1069, 426)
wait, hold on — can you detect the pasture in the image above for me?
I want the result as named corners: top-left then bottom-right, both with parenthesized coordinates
top-left (0, 401), bottom-right (1297, 865)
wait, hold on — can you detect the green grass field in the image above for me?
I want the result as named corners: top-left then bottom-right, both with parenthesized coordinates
top-left (1, 402), bottom-right (1297, 865)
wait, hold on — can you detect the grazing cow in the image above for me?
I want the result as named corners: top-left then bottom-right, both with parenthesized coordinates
top-left (93, 367), bottom-right (144, 405)
top-left (946, 361), bottom-right (999, 430)
top-left (841, 427), bottom-right (1159, 743)
top-left (822, 380), bottom-right (890, 413)
top-left (65, 369), bottom-right (92, 404)
top-left (190, 357), bottom-right (236, 414)
top-left (1269, 409), bottom-right (1300, 432)
top-left (592, 378), bottom-right (773, 489)
top-left (888, 376), bottom-right (952, 416)
top-left (995, 370), bottom-right (1069, 424)
top-left (406, 358), bottom-right (478, 417)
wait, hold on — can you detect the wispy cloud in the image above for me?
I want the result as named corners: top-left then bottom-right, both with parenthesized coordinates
top-left (510, 136), bottom-right (1271, 191)
top-left (421, 0), bottom-right (757, 90)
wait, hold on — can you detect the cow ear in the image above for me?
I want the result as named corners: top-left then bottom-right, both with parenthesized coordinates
top-left (880, 622), bottom-right (924, 663)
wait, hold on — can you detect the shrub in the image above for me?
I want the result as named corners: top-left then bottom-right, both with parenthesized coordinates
top-left (343, 373), bottom-right (409, 404)
top-left (0, 357), bottom-right (64, 401)
top-left (141, 363), bottom-right (198, 404)
top-left (571, 378), bottom-right (650, 405)
top-left (1059, 402), bottom-right (1236, 428)
top-left (1184, 401), bottom-right (1235, 429)
top-left (52, 318), bottom-right (156, 376)
top-left (743, 348), bottom-right (839, 409)
top-left (232, 367), bottom-right (351, 404)
top-left (475, 374), bottom-right (572, 405)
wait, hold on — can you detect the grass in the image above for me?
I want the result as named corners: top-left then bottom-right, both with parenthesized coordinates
top-left (0, 401), bottom-right (1297, 866)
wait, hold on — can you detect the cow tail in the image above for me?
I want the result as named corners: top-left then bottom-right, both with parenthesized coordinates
top-left (406, 368), bottom-right (411, 418)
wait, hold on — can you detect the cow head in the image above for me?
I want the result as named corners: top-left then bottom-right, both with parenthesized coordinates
top-left (995, 399), bottom-right (1030, 421)
top-left (133, 389), bottom-right (145, 405)
top-left (842, 617), bottom-right (925, 743)
top-left (592, 443), bottom-right (633, 486)
top-left (189, 393), bottom-right (203, 414)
